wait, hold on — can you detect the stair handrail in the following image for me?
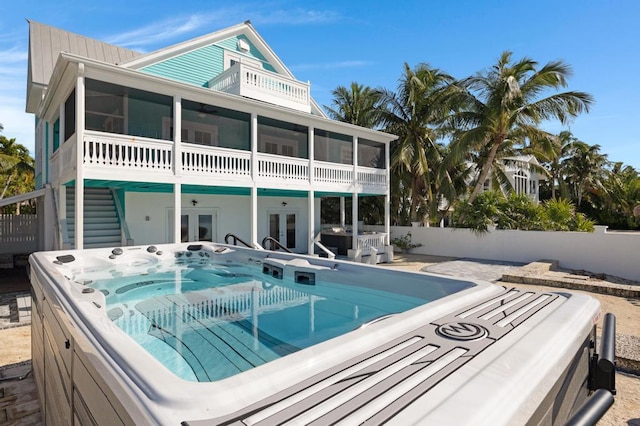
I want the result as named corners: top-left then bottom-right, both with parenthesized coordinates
top-left (261, 236), bottom-right (293, 253)
top-left (313, 231), bottom-right (336, 259)
top-left (111, 189), bottom-right (134, 246)
top-left (224, 233), bottom-right (256, 249)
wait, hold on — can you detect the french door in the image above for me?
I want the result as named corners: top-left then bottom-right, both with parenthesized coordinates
top-left (169, 209), bottom-right (217, 242)
top-left (267, 211), bottom-right (297, 250)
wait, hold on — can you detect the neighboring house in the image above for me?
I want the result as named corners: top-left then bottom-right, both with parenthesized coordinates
top-left (500, 156), bottom-right (546, 203)
top-left (25, 20), bottom-right (396, 261)
top-left (471, 155), bottom-right (546, 203)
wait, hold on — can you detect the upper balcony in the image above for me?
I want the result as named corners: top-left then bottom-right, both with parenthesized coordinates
top-left (49, 131), bottom-right (388, 195)
top-left (208, 63), bottom-right (311, 113)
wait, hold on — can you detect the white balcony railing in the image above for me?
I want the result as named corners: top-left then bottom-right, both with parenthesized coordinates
top-left (209, 63), bottom-right (311, 113)
top-left (182, 143), bottom-right (251, 178)
top-left (314, 162), bottom-right (353, 185)
top-left (83, 132), bottom-right (173, 173)
top-left (357, 167), bottom-right (387, 187)
top-left (71, 132), bottom-right (386, 191)
top-left (257, 153), bottom-right (309, 181)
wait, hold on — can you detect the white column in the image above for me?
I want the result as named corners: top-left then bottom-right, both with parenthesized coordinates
top-left (385, 141), bottom-right (391, 245)
top-left (251, 113), bottom-right (258, 248)
top-left (308, 189), bottom-right (315, 254)
top-left (173, 96), bottom-right (182, 177)
top-left (75, 64), bottom-right (85, 250)
top-left (308, 126), bottom-right (315, 254)
top-left (308, 126), bottom-right (315, 185)
top-left (251, 185), bottom-right (258, 248)
top-left (251, 113), bottom-right (258, 181)
top-left (173, 183), bottom-right (181, 243)
top-left (340, 197), bottom-right (345, 228)
top-left (352, 136), bottom-right (359, 251)
top-left (352, 192), bottom-right (358, 252)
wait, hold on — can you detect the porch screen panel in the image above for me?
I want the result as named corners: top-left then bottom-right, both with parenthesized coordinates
top-left (181, 100), bottom-right (250, 150)
top-left (85, 79), bottom-right (173, 141)
top-left (257, 117), bottom-right (308, 159)
top-left (314, 129), bottom-right (352, 164)
top-left (64, 90), bottom-right (75, 142)
top-left (358, 138), bottom-right (385, 169)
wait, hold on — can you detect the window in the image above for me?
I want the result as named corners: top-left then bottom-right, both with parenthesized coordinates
top-left (223, 50), bottom-right (261, 70)
top-left (64, 90), bottom-right (75, 141)
top-left (514, 171), bottom-right (528, 195)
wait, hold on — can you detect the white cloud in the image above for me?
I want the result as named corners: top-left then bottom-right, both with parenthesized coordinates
top-left (105, 13), bottom-right (222, 49)
top-left (0, 46), bottom-right (27, 63)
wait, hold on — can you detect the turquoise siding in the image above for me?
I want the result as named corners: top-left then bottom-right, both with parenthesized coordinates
top-left (142, 45), bottom-right (224, 87)
top-left (140, 35), bottom-right (277, 86)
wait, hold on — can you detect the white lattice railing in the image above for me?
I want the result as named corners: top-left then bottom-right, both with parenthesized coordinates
top-left (356, 233), bottom-right (387, 256)
top-left (182, 144), bottom-right (252, 178)
top-left (314, 161), bottom-right (353, 184)
top-left (83, 132), bottom-right (173, 172)
top-left (115, 286), bottom-right (311, 335)
top-left (357, 167), bottom-right (387, 187)
top-left (209, 63), bottom-right (311, 113)
top-left (258, 153), bottom-right (309, 181)
top-left (60, 132), bottom-right (387, 190)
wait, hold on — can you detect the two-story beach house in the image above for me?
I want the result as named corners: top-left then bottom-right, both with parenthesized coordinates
top-left (25, 20), bottom-right (396, 262)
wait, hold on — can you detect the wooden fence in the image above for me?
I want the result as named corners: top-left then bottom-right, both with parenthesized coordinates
top-left (0, 214), bottom-right (38, 255)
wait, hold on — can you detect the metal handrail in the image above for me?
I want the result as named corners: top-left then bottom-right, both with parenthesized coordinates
top-left (224, 233), bottom-right (254, 248)
top-left (313, 232), bottom-right (336, 259)
top-left (261, 236), bottom-right (292, 253)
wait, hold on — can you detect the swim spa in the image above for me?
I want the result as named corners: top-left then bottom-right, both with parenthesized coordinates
top-left (29, 243), bottom-right (616, 425)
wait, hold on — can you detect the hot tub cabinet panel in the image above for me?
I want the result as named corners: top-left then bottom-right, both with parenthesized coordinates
top-left (29, 243), bottom-right (615, 425)
top-left (31, 269), bottom-right (150, 425)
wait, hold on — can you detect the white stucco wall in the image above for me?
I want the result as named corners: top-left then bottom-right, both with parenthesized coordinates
top-left (384, 225), bottom-right (639, 282)
top-left (124, 192), bottom-right (321, 253)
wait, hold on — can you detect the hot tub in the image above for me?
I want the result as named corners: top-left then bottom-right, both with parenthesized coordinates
top-left (29, 243), bottom-right (616, 425)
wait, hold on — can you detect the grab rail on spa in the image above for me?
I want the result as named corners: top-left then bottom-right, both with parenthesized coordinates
top-left (261, 236), bottom-right (293, 253)
top-left (224, 233), bottom-right (255, 249)
top-left (313, 231), bottom-right (336, 260)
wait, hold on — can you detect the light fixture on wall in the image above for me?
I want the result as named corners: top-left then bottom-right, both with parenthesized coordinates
top-left (192, 199), bottom-right (198, 206)
top-left (281, 201), bottom-right (287, 207)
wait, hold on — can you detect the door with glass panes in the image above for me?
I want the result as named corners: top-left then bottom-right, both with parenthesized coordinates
top-left (169, 209), bottom-right (217, 242)
top-left (267, 211), bottom-right (297, 251)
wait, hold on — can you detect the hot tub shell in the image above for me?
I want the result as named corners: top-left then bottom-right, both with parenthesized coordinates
top-left (29, 243), bottom-right (615, 425)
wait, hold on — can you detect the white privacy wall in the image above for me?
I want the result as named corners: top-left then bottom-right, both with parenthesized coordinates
top-left (385, 225), bottom-right (639, 282)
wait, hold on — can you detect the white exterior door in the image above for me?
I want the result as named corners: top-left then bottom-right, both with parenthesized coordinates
top-left (267, 210), bottom-right (297, 250)
top-left (169, 209), bottom-right (217, 242)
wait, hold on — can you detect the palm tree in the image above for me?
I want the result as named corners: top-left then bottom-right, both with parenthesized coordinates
top-left (0, 136), bottom-right (35, 202)
top-left (562, 142), bottom-right (608, 207)
top-left (380, 63), bottom-right (455, 223)
top-left (449, 52), bottom-right (593, 204)
top-left (324, 82), bottom-right (383, 128)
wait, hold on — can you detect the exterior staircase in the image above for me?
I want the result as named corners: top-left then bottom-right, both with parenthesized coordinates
top-left (66, 187), bottom-right (123, 249)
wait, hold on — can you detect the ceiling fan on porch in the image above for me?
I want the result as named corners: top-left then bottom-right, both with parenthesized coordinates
top-left (197, 103), bottom-right (218, 118)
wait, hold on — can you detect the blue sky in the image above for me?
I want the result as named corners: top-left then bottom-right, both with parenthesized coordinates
top-left (1, 1), bottom-right (639, 168)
